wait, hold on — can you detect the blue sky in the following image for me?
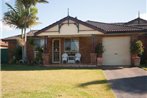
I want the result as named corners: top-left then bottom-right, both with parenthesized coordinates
top-left (0, 0), bottom-right (147, 38)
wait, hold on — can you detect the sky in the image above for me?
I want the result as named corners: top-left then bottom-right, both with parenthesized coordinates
top-left (0, 0), bottom-right (147, 39)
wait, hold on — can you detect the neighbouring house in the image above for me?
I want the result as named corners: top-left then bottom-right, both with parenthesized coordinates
top-left (0, 40), bottom-right (8, 49)
top-left (2, 16), bottom-right (147, 66)
top-left (0, 40), bottom-right (8, 64)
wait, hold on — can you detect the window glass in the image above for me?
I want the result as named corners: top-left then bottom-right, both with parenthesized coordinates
top-left (34, 39), bottom-right (45, 48)
top-left (71, 39), bottom-right (79, 52)
top-left (64, 39), bottom-right (71, 51)
top-left (64, 39), bottom-right (79, 52)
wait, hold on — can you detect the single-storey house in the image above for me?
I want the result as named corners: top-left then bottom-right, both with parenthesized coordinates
top-left (3, 16), bottom-right (147, 66)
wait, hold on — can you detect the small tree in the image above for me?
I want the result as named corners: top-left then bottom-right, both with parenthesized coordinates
top-left (95, 43), bottom-right (104, 57)
top-left (131, 40), bottom-right (144, 56)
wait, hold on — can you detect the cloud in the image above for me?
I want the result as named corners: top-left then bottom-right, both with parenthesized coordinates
top-left (140, 13), bottom-right (147, 20)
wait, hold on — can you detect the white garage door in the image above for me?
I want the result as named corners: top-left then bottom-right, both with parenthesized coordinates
top-left (102, 37), bottom-right (131, 66)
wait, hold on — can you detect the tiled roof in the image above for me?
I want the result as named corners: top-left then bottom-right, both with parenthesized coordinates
top-left (86, 21), bottom-right (143, 33)
top-left (124, 18), bottom-right (147, 30)
top-left (34, 16), bottom-right (104, 35)
top-left (2, 16), bottom-right (147, 41)
top-left (0, 40), bottom-right (8, 47)
top-left (2, 30), bottom-right (38, 41)
top-left (125, 18), bottom-right (147, 25)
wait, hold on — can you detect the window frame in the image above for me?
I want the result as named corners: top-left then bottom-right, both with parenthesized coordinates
top-left (34, 38), bottom-right (45, 48)
top-left (64, 38), bottom-right (79, 53)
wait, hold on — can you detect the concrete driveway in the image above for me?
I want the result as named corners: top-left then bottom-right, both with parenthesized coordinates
top-left (104, 67), bottom-right (147, 98)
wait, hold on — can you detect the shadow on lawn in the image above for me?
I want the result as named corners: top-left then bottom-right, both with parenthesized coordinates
top-left (1, 64), bottom-right (98, 71)
top-left (78, 76), bottom-right (147, 94)
top-left (78, 80), bottom-right (108, 87)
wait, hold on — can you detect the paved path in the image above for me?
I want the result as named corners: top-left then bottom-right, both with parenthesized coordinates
top-left (104, 67), bottom-right (147, 98)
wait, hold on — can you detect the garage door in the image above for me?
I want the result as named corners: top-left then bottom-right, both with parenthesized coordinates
top-left (102, 37), bottom-right (131, 66)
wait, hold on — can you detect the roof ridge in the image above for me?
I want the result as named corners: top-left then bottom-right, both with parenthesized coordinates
top-left (87, 20), bottom-right (125, 24)
top-left (125, 17), bottom-right (147, 25)
top-left (87, 20), bottom-right (107, 24)
top-left (87, 20), bottom-right (143, 30)
top-left (112, 23), bottom-right (143, 29)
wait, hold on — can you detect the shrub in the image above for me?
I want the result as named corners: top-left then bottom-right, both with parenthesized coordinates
top-left (131, 40), bottom-right (144, 55)
top-left (95, 43), bottom-right (104, 57)
top-left (34, 47), bottom-right (43, 64)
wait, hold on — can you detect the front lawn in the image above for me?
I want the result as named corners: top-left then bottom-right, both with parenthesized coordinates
top-left (1, 65), bottom-right (115, 98)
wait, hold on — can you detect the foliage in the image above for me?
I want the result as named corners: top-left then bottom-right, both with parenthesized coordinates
top-left (95, 43), bottom-right (104, 57)
top-left (34, 47), bottom-right (44, 64)
top-left (3, 0), bottom-right (48, 62)
top-left (131, 40), bottom-right (144, 55)
top-left (140, 62), bottom-right (147, 71)
top-left (19, 0), bottom-right (48, 8)
top-left (12, 46), bottom-right (22, 63)
top-left (28, 37), bottom-right (35, 48)
top-left (35, 47), bottom-right (44, 52)
top-left (3, 3), bottom-right (38, 32)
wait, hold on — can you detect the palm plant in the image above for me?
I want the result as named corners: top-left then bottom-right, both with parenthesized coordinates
top-left (19, 0), bottom-right (48, 62)
top-left (3, 0), bottom-right (48, 62)
top-left (4, 3), bottom-right (25, 37)
top-left (19, 0), bottom-right (48, 8)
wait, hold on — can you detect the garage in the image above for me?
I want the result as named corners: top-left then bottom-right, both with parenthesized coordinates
top-left (102, 36), bottom-right (131, 66)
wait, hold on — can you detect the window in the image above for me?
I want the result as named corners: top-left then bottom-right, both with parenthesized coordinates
top-left (64, 39), bottom-right (79, 52)
top-left (34, 38), bottom-right (45, 48)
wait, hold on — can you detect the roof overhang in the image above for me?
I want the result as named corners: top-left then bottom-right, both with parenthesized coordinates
top-left (46, 34), bottom-right (101, 38)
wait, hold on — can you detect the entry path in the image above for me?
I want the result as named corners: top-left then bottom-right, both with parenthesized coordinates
top-left (104, 67), bottom-right (147, 98)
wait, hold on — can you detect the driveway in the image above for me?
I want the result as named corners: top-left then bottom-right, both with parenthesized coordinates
top-left (104, 67), bottom-right (147, 98)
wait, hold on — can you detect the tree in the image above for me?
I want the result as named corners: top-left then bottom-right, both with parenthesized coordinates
top-left (17, 0), bottom-right (48, 62)
top-left (3, 0), bottom-right (48, 62)
top-left (19, 0), bottom-right (48, 8)
top-left (4, 2), bottom-right (38, 62)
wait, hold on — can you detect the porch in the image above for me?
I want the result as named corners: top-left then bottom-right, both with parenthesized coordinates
top-left (41, 36), bottom-right (102, 65)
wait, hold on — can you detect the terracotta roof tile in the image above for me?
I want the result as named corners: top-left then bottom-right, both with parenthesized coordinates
top-left (86, 20), bottom-right (143, 33)
top-left (2, 30), bottom-right (38, 41)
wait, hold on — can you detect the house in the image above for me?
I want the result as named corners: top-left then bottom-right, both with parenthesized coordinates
top-left (0, 40), bottom-right (8, 64)
top-left (0, 39), bottom-right (8, 49)
top-left (3, 16), bottom-right (147, 66)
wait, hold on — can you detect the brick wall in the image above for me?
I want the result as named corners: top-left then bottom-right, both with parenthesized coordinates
top-left (26, 41), bottom-right (34, 63)
top-left (46, 37), bottom-right (100, 64)
top-left (139, 35), bottom-right (147, 62)
top-left (8, 41), bottom-right (17, 63)
top-left (47, 38), bottom-right (52, 64)
top-left (26, 38), bottom-right (52, 65)
top-left (7, 36), bottom-right (102, 64)
top-left (79, 36), bottom-right (102, 64)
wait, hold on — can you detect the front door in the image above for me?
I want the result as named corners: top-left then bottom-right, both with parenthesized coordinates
top-left (52, 39), bottom-right (61, 63)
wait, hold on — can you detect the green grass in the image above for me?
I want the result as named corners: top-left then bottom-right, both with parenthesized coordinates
top-left (1, 64), bottom-right (115, 98)
top-left (140, 64), bottom-right (147, 71)
top-left (143, 67), bottom-right (147, 71)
